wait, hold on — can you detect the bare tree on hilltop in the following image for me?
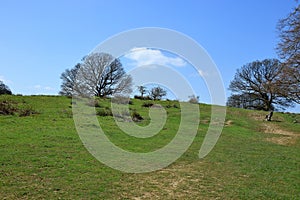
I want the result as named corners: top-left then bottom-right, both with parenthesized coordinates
top-left (228, 59), bottom-right (294, 111)
top-left (60, 53), bottom-right (132, 97)
top-left (137, 86), bottom-right (147, 98)
top-left (276, 4), bottom-right (300, 104)
top-left (150, 86), bottom-right (167, 100)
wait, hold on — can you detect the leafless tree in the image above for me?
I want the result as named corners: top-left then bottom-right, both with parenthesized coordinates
top-left (228, 59), bottom-right (294, 111)
top-left (150, 86), bottom-right (167, 100)
top-left (137, 86), bottom-right (147, 98)
top-left (277, 4), bottom-right (300, 68)
top-left (276, 4), bottom-right (300, 103)
top-left (59, 63), bottom-right (81, 96)
top-left (227, 93), bottom-right (270, 110)
top-left (60, 53), bottom-right (132, 97)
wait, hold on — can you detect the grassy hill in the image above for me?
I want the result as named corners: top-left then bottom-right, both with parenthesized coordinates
top-left (0, 95), bottom-right (299, 199)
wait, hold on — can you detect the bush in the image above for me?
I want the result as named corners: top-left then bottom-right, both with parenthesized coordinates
top-left (134, 95), bottom-right (142, 99)
top-left (0, 100), bottom-right (17, 115)
top-left (166, 103), bottom-right (179, 109)
top-left (134, 95), bottom-right (152, 100)
top-left (131, 111), bottom-right (143, 122)
top-left (173, 104), bottom-right (179, 108)
top-left (96, 107), bottom-right (113, 117)
top-left (0, 99), bottom-right (38, 117)
top-left (142, 102), bottom-right (154, 107)
top-left (86, 99), bottom-right (101, 107)
top-left (188, 95), bottom-right (199, 104)
top-left (19, 106), bottom-right (38, 117)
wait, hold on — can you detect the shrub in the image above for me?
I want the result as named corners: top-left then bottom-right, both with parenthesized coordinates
top-left (134, 95), bottom-right (142, 99)
top-left (0, 100), bottom-right (17, 115)
top-left (131, 111), bottom-right (143, 122)
top-left (166, 103), bottom-right (179, 109)
top-left (188, 95), bottom-right (199, 104)
top-left (86, 99), bottom-right (101, 107)
top-left (0, 99), bottom-right (38, 117)
top-left (19, 106), bottom-right (38, 117)
top-left (134, 95), bottom-right (152, 100)
top-left (142, 102), bottom-right (154, 107)
top-left (96, 107), bottom-right (113, 117)
top-left (173, 104), bottom-right (179, 108)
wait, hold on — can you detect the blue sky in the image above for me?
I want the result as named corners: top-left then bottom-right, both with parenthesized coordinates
top-left (0, 0), bottom-right (299, 112)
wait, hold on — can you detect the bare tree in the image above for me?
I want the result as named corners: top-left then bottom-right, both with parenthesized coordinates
top-left (59, 63), bottom-right (81, 96)
top-left (277, 4), bottom-right (300, 68)
top-left (227, 93), bottom-right (270, 110)
top-left (150, 86), bottom-right (167, 100)
top-left (60, 53), bottom-right (132, 97)
top-left (0, 81), bottom-right (12, 95)
top-left (277, 66), bottom-right (300, 104)
top-left (228, 59), bottom-right (294, 111)
top-left (276, 4), bottom-right (300, 103)
top-left (137, 86), bottom-right (147, 98)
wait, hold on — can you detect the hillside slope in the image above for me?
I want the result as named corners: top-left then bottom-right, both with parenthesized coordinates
top-left (0, 95), bottom-right (299, 199)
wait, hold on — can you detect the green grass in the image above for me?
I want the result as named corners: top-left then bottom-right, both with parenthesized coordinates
top-left (0, 95), bottom-right (299, 199)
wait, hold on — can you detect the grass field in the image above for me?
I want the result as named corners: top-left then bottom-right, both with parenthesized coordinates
top-left (0, 95), bottom-right (299, 199)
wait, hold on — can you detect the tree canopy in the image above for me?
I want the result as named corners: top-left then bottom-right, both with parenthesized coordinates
top-left (228, 59), bottom-right (294, 111)
top-left (150, 86), bottom-right (167, 100)
top-left (277, 4), bottom-right (300, 68)
top-left (276, 4), bottom-right (300, 104)
top-left (137, 86), bottom-right (147, 98)
top-left (0, 81), bottom-right (12, 95)
top-left (60, 53), bottom-right (132, 97)
top-left (59, 63), bottom-right (81, 96)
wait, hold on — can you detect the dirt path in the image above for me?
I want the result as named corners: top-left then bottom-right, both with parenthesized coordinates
top-left (248, 112), bottom-right (299, 145)
top-left (261, 123), bottom-right (299, 145)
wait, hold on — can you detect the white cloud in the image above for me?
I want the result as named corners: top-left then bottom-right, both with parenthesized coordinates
top-left (125, 47), bottom-right (186, 67)
top-left (33, 85), bottom-right (54, 91)
top-left (197, 69), bottom-right (207, 77)
top-left (34, 85), bottom-right (42, 89)
top-left (189, 69), bottom-right (208, 78)
top-left (44, 86), bottom-right (54, 91)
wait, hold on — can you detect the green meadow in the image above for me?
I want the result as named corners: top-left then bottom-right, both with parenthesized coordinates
top-left (0, 95), bottom-right (299, 199)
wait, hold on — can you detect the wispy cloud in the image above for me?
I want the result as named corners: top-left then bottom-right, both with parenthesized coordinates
top-left (189, 69), bottom-right (208, 78)
top-left (125, 47), bottom-right (186, 67)
top-left (33, 85), bottom-right (54, 91)
top-left (44, 86), bottom-right (53, 91)
top-left (34, 85), bottom-right (42, 89)
top-left (197, 69), bottom-right (207, 77)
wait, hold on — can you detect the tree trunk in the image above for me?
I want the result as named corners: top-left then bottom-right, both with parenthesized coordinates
top-left (265, 111), bottom-right (273, 121)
